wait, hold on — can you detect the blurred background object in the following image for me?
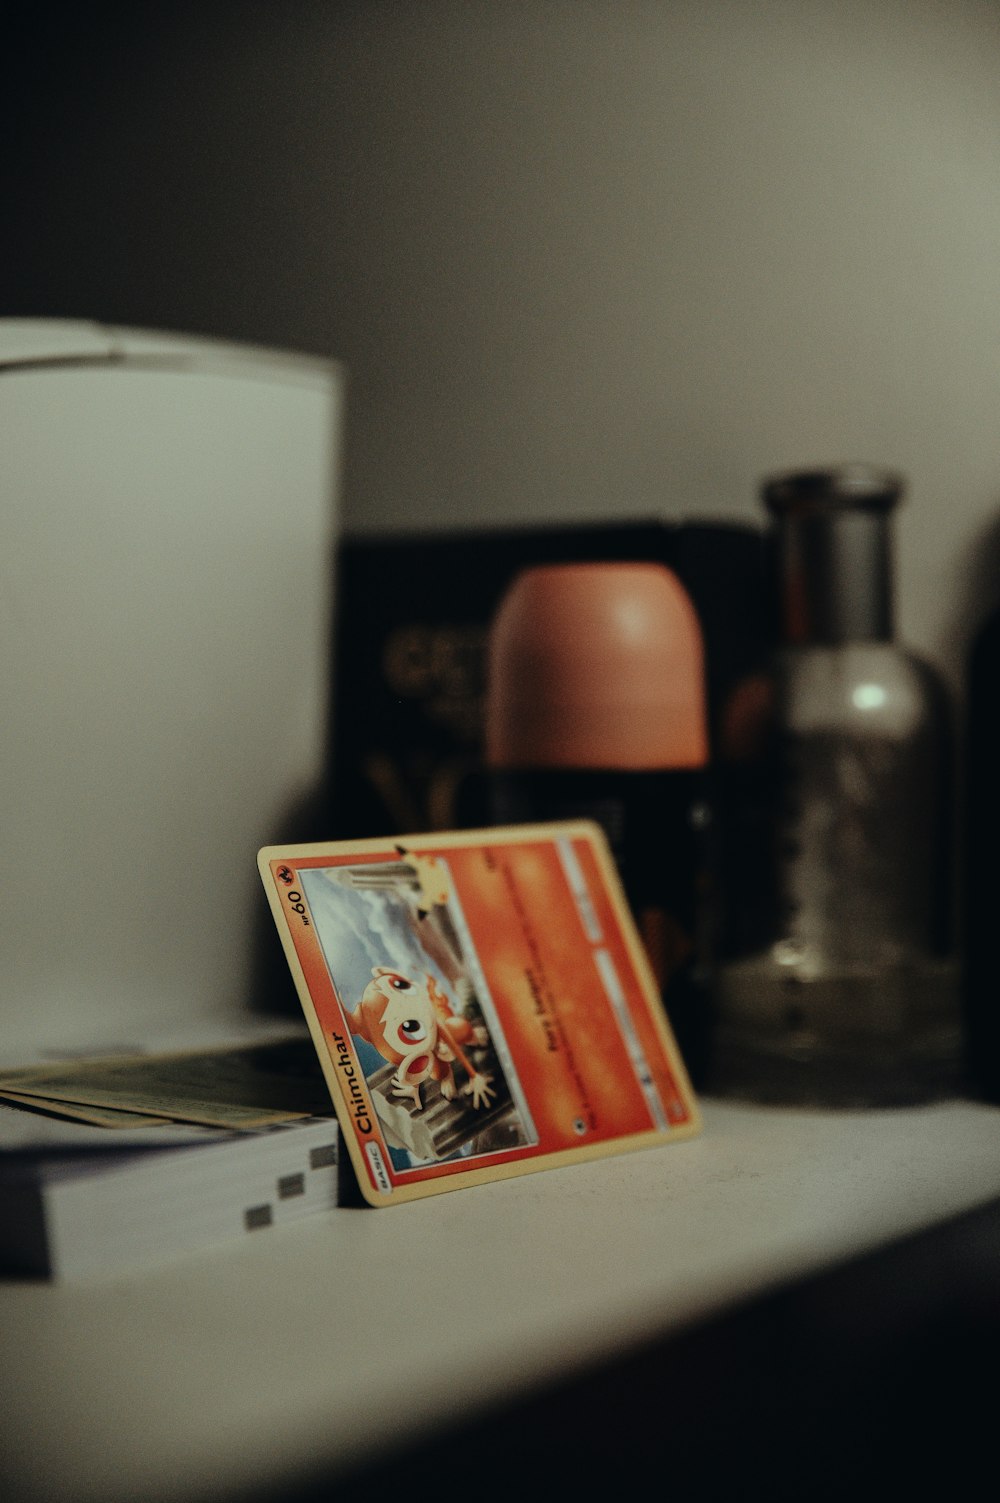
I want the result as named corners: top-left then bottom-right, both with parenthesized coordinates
top-left (0, 320), bottom-right (343, 1054)
top-left (5, 1), bottom-right (1000, 698)
top-left (485, 559), bottom-right (712, 1083)
top-left (713, 465), bottom-right (960, 1105)
top-left (325, 518), bottom-right (765, 830)
top-left (963, 601), bottom-right (1000, 1103)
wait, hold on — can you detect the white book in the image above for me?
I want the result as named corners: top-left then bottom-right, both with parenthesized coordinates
top-left (0, 1110), bottom-right (341, 1281)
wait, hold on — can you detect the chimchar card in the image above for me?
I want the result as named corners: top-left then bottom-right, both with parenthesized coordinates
top-left (258, 821), bottom-right (701, 1205)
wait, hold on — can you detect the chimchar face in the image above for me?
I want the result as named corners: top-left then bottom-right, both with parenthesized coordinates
top-left (359, 968), bottom-right (440, 1067)
top-left (348, 965), bottom-right (496, 1117)
top-left (349, 967), bottom-right (452, 1108)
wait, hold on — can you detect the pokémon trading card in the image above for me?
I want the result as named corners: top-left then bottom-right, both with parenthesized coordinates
top-left (258, 821), bottom-right (701, 1205)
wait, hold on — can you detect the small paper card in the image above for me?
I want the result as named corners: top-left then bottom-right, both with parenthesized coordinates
top-left (0, 1040), bottom-right (331, 1131)
top-left (258, 821), bottom-right (700, 1205)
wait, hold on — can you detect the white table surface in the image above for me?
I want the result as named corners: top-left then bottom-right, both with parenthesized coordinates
top-left (3, 1094), bottom-right (1000, 1503)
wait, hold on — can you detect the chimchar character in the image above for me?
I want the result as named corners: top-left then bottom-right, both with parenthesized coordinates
top-left (348, 967), bottom-right (494, 1112)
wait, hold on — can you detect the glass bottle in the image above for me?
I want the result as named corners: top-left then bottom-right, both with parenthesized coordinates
top-left (713, 465), bottom-right (960, 1105)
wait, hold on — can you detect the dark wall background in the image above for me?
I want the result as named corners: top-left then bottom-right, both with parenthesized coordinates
top-left (6, 1), bottom-right (1000, 691)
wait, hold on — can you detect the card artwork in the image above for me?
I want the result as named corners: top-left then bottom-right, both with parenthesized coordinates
top-left (258, 821), bottom-right (700, 1205)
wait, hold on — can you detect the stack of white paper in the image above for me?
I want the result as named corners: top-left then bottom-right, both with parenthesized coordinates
top-left (0, 1024), bottom-right (342, 1279)
top-left (0, 1107), bottom-right (341, 1280)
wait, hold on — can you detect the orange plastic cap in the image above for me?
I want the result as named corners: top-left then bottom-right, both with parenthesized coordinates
top-left (485, 562), bottom-right (708, 770)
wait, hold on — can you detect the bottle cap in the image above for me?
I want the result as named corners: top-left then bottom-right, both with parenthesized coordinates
top-left (485, 562), bottom-right (708, 770)
top-left (762, 463), bottom-right (902, 643)
top-left (763, 464), bottom-right (904, 515)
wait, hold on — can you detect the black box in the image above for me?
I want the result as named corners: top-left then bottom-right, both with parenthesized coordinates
top-left (325, 518), bottom-right (769, 839)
